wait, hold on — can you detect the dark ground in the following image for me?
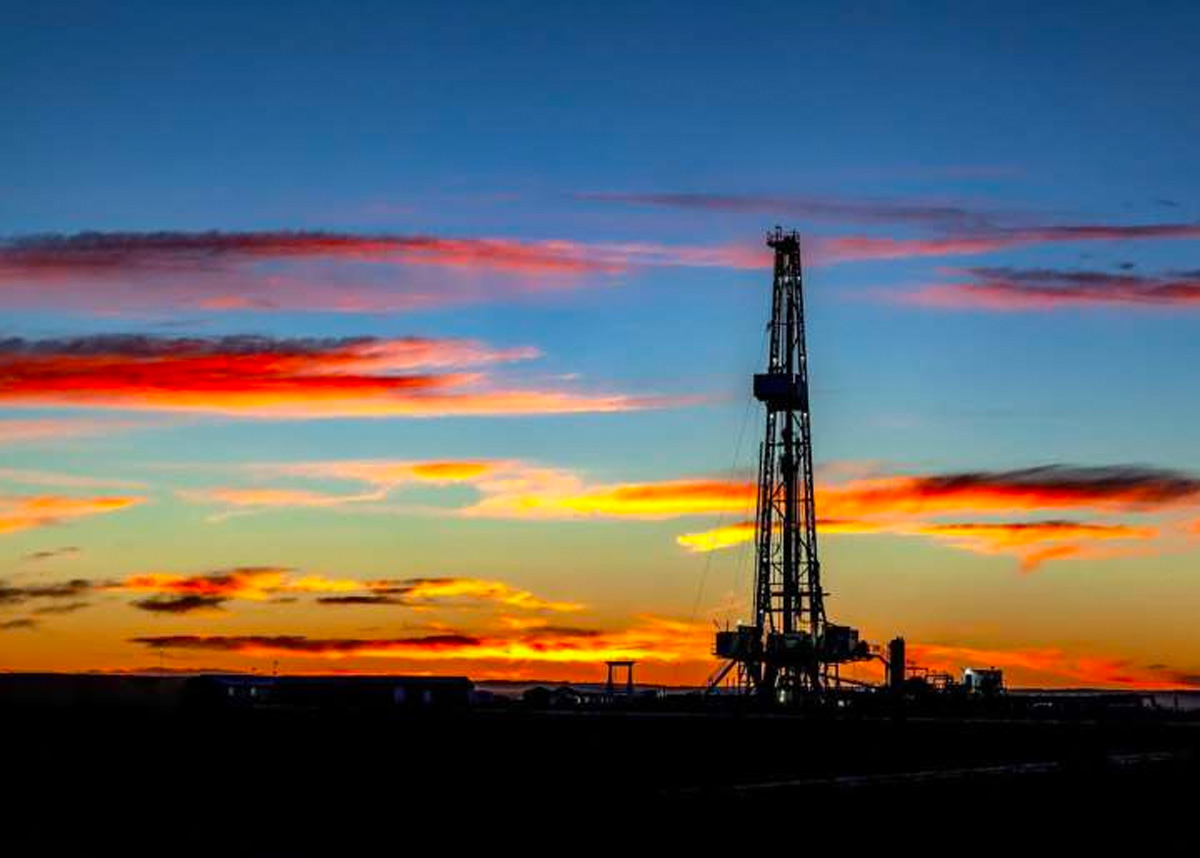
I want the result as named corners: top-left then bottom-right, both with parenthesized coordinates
top-left (6, 704), bottom-right (1199, 853)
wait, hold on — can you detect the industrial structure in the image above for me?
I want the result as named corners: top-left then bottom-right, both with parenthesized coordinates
top-left (711, 228), bottom-right (869, 701)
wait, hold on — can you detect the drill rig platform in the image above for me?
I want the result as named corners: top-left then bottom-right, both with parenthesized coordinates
top-left (710, 227), bottom-right (870, 702)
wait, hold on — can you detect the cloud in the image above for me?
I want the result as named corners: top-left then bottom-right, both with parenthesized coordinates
top-left (464, 476), bottom-right (757, 519)
top-left (180, 458), bottom-right (1200, 571)
top-left (0, 577), bottom-right (95, 608)
top-left (914, 521), bottom-right (1159, 572)
top-left (116, 568), bottom-right (298, 601)
top-left (824, 465), bottom-right (1200, 518)
top-left (181, 487), bottom-right (390, 513)
top-left (577, 192), bottom-right (1004, 231)
top-left (0, 335), bottom-right (670, 419)
top-left (667, 465), bottom-right (1200, 568)
top-left (316, 594), bottom-right (404, 606)
top-left (0, 495), bottom-right (144, 535)
top-left (473, 464), bottom-right (1200, 522)
top-left (367, 577), bottom-right (583, 612)
top-left (187, 459), bottom-right (587, 519)
top-left (128, 615), bottom-right (709, 664)
top-left (112, 568), bottom-right (582, 613)
top-left (676, 520), bottom-right (757, 553)
top-left (23, 546), bottom-right (81, 562)
top-left (31, 600), bottom-right (91, 616)
top-left (0, 418), bottom-right (141, 445)
top-left (811, 223), bottom-right (1200, 264)
top-left (187, 459), bottom-right (508, 515)
top-left (0, 468), bottom-right (143, 490)
top-left (0, 230), bottom-right (765, 314)
top-left (263, 458), bottom-right (500, 486)
top-left (0, 231), bottom-right (621, 278)
top-left (904, 267), bottom-right (1200, 310)
top-left (0, 618), bottom-right (38, 631)
top-left (132, 594), bottom-right (229, 614)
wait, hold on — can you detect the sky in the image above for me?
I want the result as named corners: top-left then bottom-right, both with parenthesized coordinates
top-left (2, 0), bottom-right (1200, 688)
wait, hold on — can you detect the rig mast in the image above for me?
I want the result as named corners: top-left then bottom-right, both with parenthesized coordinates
top-left (712, 228), bottom-right (865, 701)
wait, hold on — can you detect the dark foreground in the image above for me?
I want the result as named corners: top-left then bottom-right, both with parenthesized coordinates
top-left (5, 678), bottom-right (1199, 853)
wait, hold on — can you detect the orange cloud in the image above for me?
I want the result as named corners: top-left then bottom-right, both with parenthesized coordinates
top-left (471, 465), bottom-right (1200, 523)
top-left (663, 466), bottom-right (1199, 568)
top-left (263, 458), bottom-right (501, 487)
top-left (676, 520), bottom-right (757, 552)
top-left (113, 569), bottom-right (582, 614)
top-left (129, 615), bottom-right (709, 665)
top-left (0, 335), bottom-right (667, 418)
top-left (466, 477), bottom-right (757, 519)
top-left (376, 578), bottom-right (583, 613)
top-left (676, 517), bottom-right (881, 553)
top-left (916, 521), bottom-right (1158, 572)
top-left (117, 567), bottom-right (295, 601)
top-left (0, 494), bottom-right (143, 535)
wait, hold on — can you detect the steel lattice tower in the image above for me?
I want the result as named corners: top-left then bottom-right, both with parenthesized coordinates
top-left (709, 228), bottom-right (866, 701)
top-left (751, 227), bottom-right (826, 696)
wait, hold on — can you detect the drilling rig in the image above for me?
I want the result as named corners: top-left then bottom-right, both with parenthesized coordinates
top-left (711, 227), bottom-right (869, 702)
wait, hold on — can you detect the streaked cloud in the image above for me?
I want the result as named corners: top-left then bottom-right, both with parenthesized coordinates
top-left (464, 476), bottom-right (756, 519)
top-left (177, 456), bottom-right (1200, 571)
top-left (676, 520), bottom-right (757, 553)
top-left (914, 521), bottom-right (1159, 572)
top-left (0, 230), bottom-right (765, 314)
top-left (577, 191), bottom-right (1005, 231)
top-left (671, 465), bottom-right (1200, 569)
top-left (812, 223), bottom-right (1200, 264)
top-left (129, 615), bottom-right (708, 665)
top-left (361, 577), bottom-right (583, 612)
top-left (113, 568), bottom-right (582, 614)
top-left (23, 545), bottom-right (81, 562)
top-left (0, 494), bottom-right (144, 535)
top-left (0, 417), bottom-right (142, 445)
top-left (904, 267), bottom-right (1200, 310)
top-left (0, 578), bottom-right (96, 610)
top-left (132, 594), bottom-right (229, 615)
top-left (0, 335), bottom-right (670, 419)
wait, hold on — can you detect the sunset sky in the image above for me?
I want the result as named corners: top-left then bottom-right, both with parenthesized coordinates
top-left (3, 1), bottom-right (1200, 688)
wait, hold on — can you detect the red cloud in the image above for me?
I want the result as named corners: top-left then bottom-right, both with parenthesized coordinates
top-left (0, 231), bottom-right (764, 276)
top-left (812, 223), bottom-right (1200, 264)
top-left (0, 231), bottom-right (765, 314)
top-left (904, 267), bottom-right (1200, 310)
top-left (128, 615), bottom-right (710, 665)
top-left (0, 335), bottom-right (668, 418)
top-left (0, 232), bottom-right (621, 277)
